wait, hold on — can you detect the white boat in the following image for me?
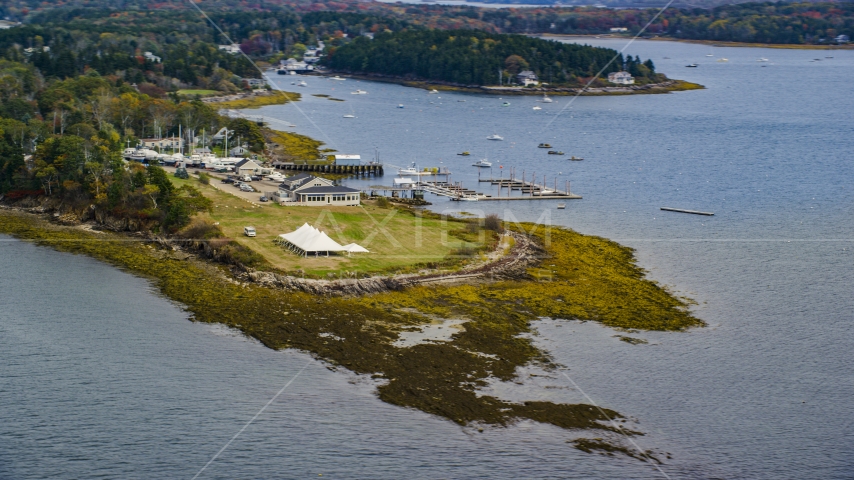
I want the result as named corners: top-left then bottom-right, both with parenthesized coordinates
top-left (266, 173), bottom-right (285, 181)
top-left (453, 196), bottom-right (478, 202)
top-left (487, 134), bottom-right (504, 141)
top-left (351, 89), bottom-right (367, 95)
top-left (397, 104), bottom-right (404, 109)
top-left (557, 203), bottom-right (566, 209)
top-left (502, 102), bottom-right (510, 107)
top-left (398, 163), bottom-right (419, 175)
top-left (330, 76), bottom-right (346, 81)
top-left (343, 114), bottom-right (356, 118)
top-left (188, 154), bottom-right (202, 166)
top-left (298, 80), bottom-right (308, 87)
top-left (542, 94), bottom-right (553, 103)
top-left (472, 158), bottom-right (492, 167)
top-left (428, 89), bottom-right (439, 94)
top-left (757, 58), bottom-right (769, 62)
top-left (717, 58), bottom-right (729, 62)
top-left (533, 106), bottom-right (542, 110)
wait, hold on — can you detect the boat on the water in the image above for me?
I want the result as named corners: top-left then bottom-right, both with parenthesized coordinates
top-left (397, 104), bottom-right (404, 109)
top-left (717, 58), bottom-right (729, 62)
top-left (452, 196), bottom-right (478, 202)
top-left (398, 163), bottom-right (419, 175)
top-left (542, 94), bottom-right (553, 103)
top-left (428, 89), bottom-right (439, 94)
top-left (457, 151), bottom-right (471, 156)
top-left (533, 106), bottom-right (542, 110)
top-left (487, 134), bottom-right (504, 141)
top-left (330, 76), bottom-right (346, 81)
top-left (557, 203), bottom-right (566, 209)
top-left (548, 151), bottom-right (565, 155)
top-left (472, 158), bottom-right (492, 167)
top-left (757, 58), bottom-right (769, 62)
top-left (686, 64), bottom-right (699, 68)
top-left (569, 156), bottom-right (583, 161)
top-left (343, 114), bottom-right (355, 118)
top-left (538, 143), bottom-right (552, 148)
top-left (351, 89), bottom-right (367, 95)
top-left (502, 102), bottom-right (510, 107)
top-left (298, 80), bottom-right (308, 87)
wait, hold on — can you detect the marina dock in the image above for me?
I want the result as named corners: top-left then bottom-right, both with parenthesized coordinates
top-left (660, 207), bottom-right (715, 216)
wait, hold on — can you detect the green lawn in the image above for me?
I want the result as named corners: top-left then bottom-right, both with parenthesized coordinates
top-left (172, 175), bottom-right (491, 276)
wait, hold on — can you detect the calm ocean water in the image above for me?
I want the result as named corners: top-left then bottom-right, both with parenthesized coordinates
top-left (2, 39), bottom-right (853, 478)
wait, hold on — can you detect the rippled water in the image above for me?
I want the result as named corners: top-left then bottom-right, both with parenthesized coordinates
top-left (3, 39), bottom-right (853, 478)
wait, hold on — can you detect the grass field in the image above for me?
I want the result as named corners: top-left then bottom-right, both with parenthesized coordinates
top-left (176, 89), bottom-right (219, 96)
top-left (173, 175), bottom-right (489, 276)
top-left (213, 91), bottom-right (300, 109)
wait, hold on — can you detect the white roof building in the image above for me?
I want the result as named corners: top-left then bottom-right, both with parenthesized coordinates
top-left (607, 71), bottom-right (635, 85)
top-left (277, 223), bottom-right (368, 257)
top-left (143, 51), bottom-right (161, 63)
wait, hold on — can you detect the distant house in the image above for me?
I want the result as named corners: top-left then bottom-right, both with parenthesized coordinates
top-left (0, 20), bottom-right (20, 29)
top-left (242, 78), bottom-right (267, 88)
top-left (277, 59), bottom-right (315, 74)
top-left (836, 34), bottom-right (850, 44)
top-left (274, 173), bottom-right (360, 206)
top-left (610, 27), bottom-right (628, 33)
top-left (229, 146), bottom-right (250, 157)
top-left (23, 46), bottom-right (49, 56)
top-left (143, 51), bottom-right (161, 63)
top-left (516, 70), bottom-right (539, 86)
top-left (332, 154), bottom-right (361, 166)
top-left (140, 137), bottom-right (183, 150)
top-left (607, 71), bottom-right (635, 85)
top-left (234, 159), bottom-right (261, 176)
top-left (218, 44), bottom-right (241, 55)
top-left (212, 127), bottom-right (229, 143)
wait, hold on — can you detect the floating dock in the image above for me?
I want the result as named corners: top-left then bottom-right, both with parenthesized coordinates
top-left (660, 207), bottom-right (714, 216)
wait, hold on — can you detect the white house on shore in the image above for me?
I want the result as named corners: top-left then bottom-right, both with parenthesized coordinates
top-left (274, 173), bottom-right (361, 206)
top-left (218, 44), bottom-right (241, 55)
top-left (607, 71), bottom-right (635, 85)
top-left (516, 70), bottom-right (539, 86)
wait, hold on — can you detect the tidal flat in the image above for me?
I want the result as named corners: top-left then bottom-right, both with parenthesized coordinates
top-left (0, 209), bottom-right (702, 445)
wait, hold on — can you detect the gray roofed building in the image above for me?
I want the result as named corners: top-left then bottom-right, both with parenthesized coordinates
top-left (274, 174), bottom-right (360, 206)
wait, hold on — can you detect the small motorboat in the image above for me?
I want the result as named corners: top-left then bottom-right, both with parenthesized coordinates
top-left (351, 89), bottom-right (367, 95)
top-left (457, 100), bottom-right (466, 102)
top-left (502, 102), bottom-right (510, 107)
top-left (538, 143), bottom-right (552, 148)
top-left (397, 104), bottom-right (404, 109)
top-left (533, 106), bottom-right (542, 110)
top-left (487, 134), bottom-right (504, 141)
top-left (757, 58), bottom-right (769, 62)
top-left (343, 114), bottom-right (355, 118)
top-left (298, 80), bottom-right (308, 86)
top-left (557, 203), bottom-right (566, 209)
top-left (472, 158), bottom-right (492, 167)
top-left (548, 151), bottom-right (565, 155)
top-left (717, 58), bottom-right (729, 62)
top-left (428, 89), bottom-right (439, 94)
top-left (457, 151), bottom-right (471, 156)
top-left (542, 94), bottom-right (553, 103)
top-left (330, 76), bottom-right (346, 81)
top-left (686, 64), bottom-right (698, 68)
top-left (569, 156), bottom-right (584, 161)
top-left (452, 196), bottom-right (478, 202)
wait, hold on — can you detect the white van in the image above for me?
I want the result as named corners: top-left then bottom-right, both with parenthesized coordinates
top-left (244, 226), bottom-right (256, 237)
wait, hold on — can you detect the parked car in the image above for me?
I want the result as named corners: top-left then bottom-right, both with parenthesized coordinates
top-left (240, 184), bottom-right (254, 192)
top-left (250, 175), bottom-right (262, 181)
top-left (259, 196), bottom-right (268, 202)
top-left (244, 226), bottom-right (256, 237)
top-left (221, 178), bottom-right (235, 184)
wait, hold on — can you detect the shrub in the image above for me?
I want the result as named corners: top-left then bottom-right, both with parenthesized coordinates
top-left (375, 196), bottom-right (391, 208)
top-left (197, 172), bottom-right (210, 185)
top-left (484, 213), bottom-right (502, 232)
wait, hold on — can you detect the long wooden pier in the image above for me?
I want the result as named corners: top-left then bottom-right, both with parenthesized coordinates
top-left (273, 162), bottom-right (383, 176)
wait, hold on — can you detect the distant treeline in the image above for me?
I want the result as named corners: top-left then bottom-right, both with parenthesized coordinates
top-left (323, 29), bottom-right (658, 86)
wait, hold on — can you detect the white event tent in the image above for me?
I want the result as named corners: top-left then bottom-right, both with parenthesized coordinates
top-left (277, 223), bottom-right (369, 257)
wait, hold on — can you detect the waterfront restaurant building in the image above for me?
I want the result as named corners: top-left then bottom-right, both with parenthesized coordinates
top-left (274, 173), bottom-right (361, 206)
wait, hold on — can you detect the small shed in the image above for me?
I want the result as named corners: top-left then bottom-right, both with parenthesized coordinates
top-left (235, 159), bottom-right (260, 176)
